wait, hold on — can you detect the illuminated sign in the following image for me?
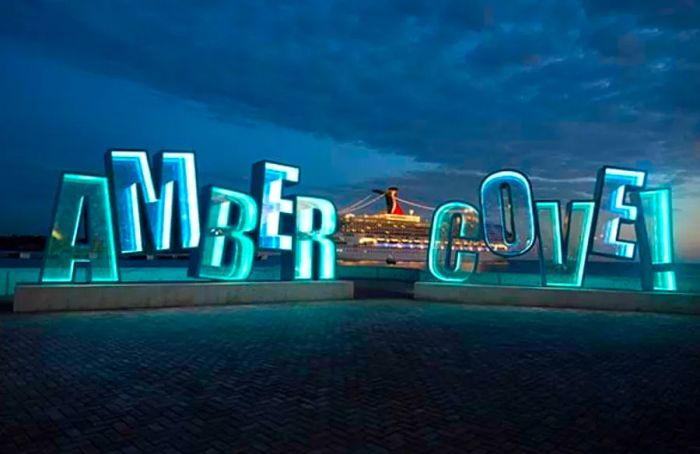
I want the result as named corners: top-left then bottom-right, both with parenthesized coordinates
top-left (41, 155), bottom-right (676, 293)
top-left (41, 152), bottom-right (337, 283)
top-left (428, 166), bottom-right (676, 292)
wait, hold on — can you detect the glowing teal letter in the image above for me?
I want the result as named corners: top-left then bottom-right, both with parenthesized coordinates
top-left (191, 186), bottom-right (258, 281)
top-left (591, 167), bottom-right (646, 259)
top-left (41, 174), bottom-right (119, 282)
top-left (427, 202), bottom-right (480, 282)
top-left (282, 196), bottom-right (337, 280)
top-left (536, 201), bottom-right (595, 287)
top-left (250, 161), bottom-right (299, 251)
top-left (631, 188), bottom-right (677, 291)
top-left (107, 150), bottom-right (200, 253)
top-left (480, 170), bottom-right (536, 257)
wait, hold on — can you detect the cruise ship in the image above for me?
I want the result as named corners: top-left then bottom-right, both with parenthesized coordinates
top-left (335, 187), bottom-right (506, 266)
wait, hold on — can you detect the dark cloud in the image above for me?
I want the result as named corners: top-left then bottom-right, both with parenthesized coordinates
top-left (0, 0), bottom-right (698, 191)
top-left (585, 0), bottom-right (700, 30)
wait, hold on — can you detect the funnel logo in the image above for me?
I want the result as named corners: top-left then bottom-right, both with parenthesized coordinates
top-left (427, 166), bottom-right (676, 292)
top-left (41, 151), bottom-right (337, 283)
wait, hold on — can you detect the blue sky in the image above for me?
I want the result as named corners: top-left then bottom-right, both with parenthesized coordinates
top-left (1, 0), bottom-right (699, 259)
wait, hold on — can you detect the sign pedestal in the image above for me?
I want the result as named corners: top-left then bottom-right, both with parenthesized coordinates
top-left (414, 282), bottom-right (700, 316)
top-left (14, 280), bottom-right (353, 313)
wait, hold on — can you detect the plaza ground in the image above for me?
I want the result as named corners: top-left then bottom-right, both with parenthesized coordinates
top-left (1, 300), bottom-right (699, 453)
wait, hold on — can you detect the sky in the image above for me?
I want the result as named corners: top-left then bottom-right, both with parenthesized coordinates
top-left (1, 0), bottom-right (699, 260)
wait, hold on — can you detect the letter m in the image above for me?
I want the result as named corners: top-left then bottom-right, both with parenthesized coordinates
top-left (106, 150), bottom-right (200, 253)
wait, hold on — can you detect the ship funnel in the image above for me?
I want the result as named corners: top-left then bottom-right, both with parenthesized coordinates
top-left (384, 187), bottom-right (404, 215)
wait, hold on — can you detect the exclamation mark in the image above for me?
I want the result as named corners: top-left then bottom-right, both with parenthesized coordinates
top-left (632, 188), bottom-right (677, 291)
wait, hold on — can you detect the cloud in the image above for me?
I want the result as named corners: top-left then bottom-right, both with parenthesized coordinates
top-left (0, 0), bottom-right (698, 201)
top-left (584, 0), bottom-right (700, 31)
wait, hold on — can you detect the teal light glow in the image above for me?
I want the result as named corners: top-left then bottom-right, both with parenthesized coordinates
top-left (427, 201), bottom-right (480, 283)
top-left (41, 174), bottom-right (119, 283)
top-left (107, 150), bottom-right (200, 253)
top-left (191, 186), bottom-right (258, 281)
top-left (536, 201), bottom-right (595, 287)
top-left (537, 202), bottom-right (563, 265)
top-left (282, 196), bottom-right (337, 280)
top-left (251, 161), bottom-right (299, 251)
top-left (592, 167), bottom-right (646, 259)
top-left (480, 170), bottom-right (535, 257)
top-left (632, 188), bottom-right (677, 292)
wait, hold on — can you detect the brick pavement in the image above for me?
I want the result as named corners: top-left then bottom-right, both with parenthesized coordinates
top-left (1, 300), bottom-right (699, 453)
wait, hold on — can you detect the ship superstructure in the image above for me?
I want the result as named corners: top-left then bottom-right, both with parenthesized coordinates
top-left (335, 188), bottom-right (505, 264)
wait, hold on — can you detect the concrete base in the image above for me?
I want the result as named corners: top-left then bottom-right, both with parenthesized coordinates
top-left (13, 280), bottom-right (354, 313)
top-left (414, 282), bottom-right (700, 316)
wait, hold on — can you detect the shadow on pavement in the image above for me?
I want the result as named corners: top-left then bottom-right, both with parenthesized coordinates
top-left (352, 279), bottom-right (414, 299)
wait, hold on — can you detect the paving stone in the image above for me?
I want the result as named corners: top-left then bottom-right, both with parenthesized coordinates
top-left (1, 300), bottom-right (699, 452)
